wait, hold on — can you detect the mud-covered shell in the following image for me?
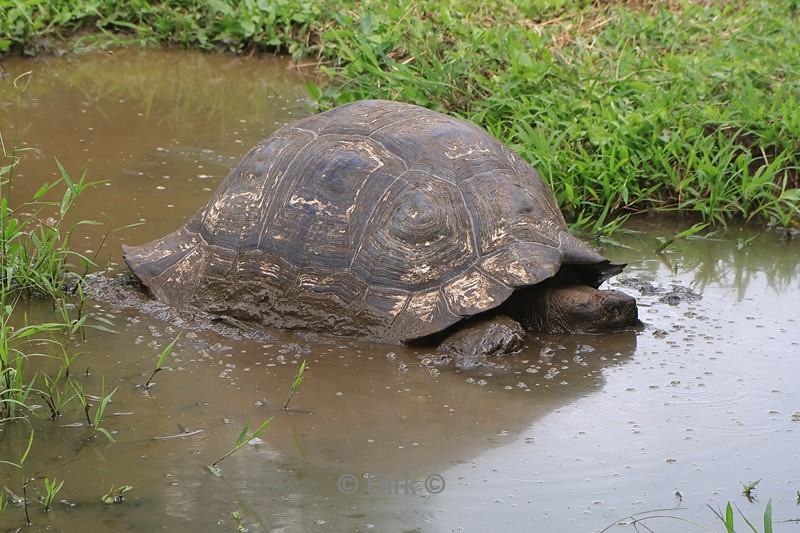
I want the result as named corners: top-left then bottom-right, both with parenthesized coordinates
top-left (123, 100), bottom-right (617, 343)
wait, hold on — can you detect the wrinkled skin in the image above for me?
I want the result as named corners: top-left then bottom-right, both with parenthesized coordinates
top-left (439, 286), bottom-right (639, 357)
top-left (518, 285), bottom-right (640, 334)
top-left (438, 316), bottom-right (526, 358)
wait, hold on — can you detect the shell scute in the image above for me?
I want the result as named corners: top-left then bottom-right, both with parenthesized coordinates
top-left (442, 269), bottom-right (513, 317)
top-left (350, 170), bottom-right (476, 292)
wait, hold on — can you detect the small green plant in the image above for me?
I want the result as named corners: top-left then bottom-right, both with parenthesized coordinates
top-left (70, 377), bottom-right (91, 427)
top-left (0, 427), bottom-right (35, 525)
top-left (231, 510), bottom-right (247, 532)
top-left (101, 485), bottom-right (133, 504)
top-left (92, 381), bottom-right (117, 442)
top-left (1, 156), bottom-right (100, 302)
top-left (57, 344), bottom-right (82, 378)
top-left (206, 417), bottom-right (273, 476)
top-left (38, 477), bottom-right (64, 511)
top-left (39, 369), bottom-right (74, 420)
top-left (143, 334), bottom-right (180, 388)
top-left (742, 479), bottom-right (762, 502)
top-left (70, 378), bottom-right (117, 442)
top-left (655, 223), bottom-right (711, 253)
top-left (0, 307), bottom-right (66, 421)
top-left (284, 359), bottom-right (307, 411)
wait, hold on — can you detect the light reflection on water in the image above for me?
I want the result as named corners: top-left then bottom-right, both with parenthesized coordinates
top-left (0, 50), bottom-right (798, 532)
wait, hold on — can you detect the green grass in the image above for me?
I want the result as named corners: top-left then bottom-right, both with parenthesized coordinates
top-left (0, 72), bottom-right (124, 524)
top-left (206, 417), bottom-right (273, 476)
top-left (0, 99), bottom-right (108, 425)
top-left (101, 484), bottom-right (133, 505)
top-left (284, 358), bottom-right (307, 410)
top-left (143, 333), bottom-right (180, 388)
top-left (307, 1), bottom-right (800, 231)
top-left (2, 1), bottom-right (799, 232)
top-left (602, 497), bottom-right (778, 532)
top-left (710, 499), bottom-right (773, 533)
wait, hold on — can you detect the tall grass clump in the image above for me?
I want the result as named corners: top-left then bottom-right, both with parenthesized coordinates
top-left (0, 152), bottom-right (102, 422)
top-left (0, 72), bottom-right (123, 525)
top-left (0, 0), bottom-right (332, 56)
top-left (0, 72), bottom-right (111, 426)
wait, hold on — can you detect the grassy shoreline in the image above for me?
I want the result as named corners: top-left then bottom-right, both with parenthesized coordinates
top-left (1, 0), bottom-right (798, 232)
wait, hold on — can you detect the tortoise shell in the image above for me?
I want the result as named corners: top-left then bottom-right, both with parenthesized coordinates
top-left (123, 100), bottom-right (617, 343)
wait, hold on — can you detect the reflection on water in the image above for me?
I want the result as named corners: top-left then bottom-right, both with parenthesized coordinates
top-left (0, 51), bottom-right (799, 532)
top-left (615, 218), bottom-right (800, 298)
top-left (0, 48), bottom-right (313, 262)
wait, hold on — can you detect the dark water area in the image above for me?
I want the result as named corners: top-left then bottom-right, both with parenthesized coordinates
top-left (1, 50), bottom-right (798, 532)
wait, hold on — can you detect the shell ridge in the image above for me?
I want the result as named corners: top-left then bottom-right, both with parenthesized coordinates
top-left (513, 151), bottom-right (564, 224)
top-left (387, 287), bottom-right (413, 327)
top-left (348, 173), bottom-right (405, 273)
top-left (456, 183), bottom-right (481, 272)
top-left (367, 114), bottom-right (427, 139)
top-left (151, 242), bottom-right (207, 304)
top-left (254, 132), bottom-right (318, 249)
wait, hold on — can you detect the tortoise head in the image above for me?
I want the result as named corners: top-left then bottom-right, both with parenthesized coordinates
top-left (520, 285), bottom-right (640, 334)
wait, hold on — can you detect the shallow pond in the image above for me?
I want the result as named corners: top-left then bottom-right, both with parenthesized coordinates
top-left (1, 50), bottom-right (798, 532)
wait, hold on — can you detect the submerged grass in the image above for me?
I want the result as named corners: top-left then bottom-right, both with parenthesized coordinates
top-left (2, 0), bottom-right (798, 232)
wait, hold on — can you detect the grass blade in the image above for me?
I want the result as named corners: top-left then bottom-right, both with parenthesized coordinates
top-left (234, 419), bottom-right (252, 448)
top-left (764, 499), bottom-right (773, 533)
top-left (726, 502), bottom-right (734, 533)
top-left (19, 428), bottom-right (34, 466)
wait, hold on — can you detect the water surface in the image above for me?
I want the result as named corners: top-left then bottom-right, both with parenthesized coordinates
top-left (0, 49), bottom-right (798, 532)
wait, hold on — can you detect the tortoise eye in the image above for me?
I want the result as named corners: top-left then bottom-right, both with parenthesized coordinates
top-left (602, 300), bottom-right (621, 316)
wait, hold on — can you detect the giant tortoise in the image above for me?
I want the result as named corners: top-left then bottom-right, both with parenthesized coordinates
top-left (123, 100), bottom-right (638, 353)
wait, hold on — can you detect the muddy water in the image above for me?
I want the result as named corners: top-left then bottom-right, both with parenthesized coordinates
top-left (0, 48), bottom-right (313, 260)
top-left (1, 51), bottom-right (799, 532)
